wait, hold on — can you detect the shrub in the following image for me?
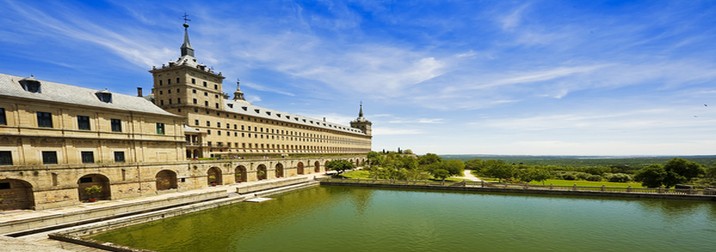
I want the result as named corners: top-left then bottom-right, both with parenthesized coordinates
top-left (586, 174), bottom-right (603, 181)
top-left (575, 172), bottom-right (591, 180)
top-left (561, 173), bottom-right (577, 180)
top-left (606, 173), bottom-right (632, 182)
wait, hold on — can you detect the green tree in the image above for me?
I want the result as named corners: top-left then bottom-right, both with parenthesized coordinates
top-left (517, 167), bottom-right (551, 184)
top-left (465, 159), bottom-right (483, 172)
top-left (482, 160), bottom-right (515, 183)
top-left (662, 158), bottom-right (706, 187)
top-left (634, 164), bottom-right (667, 188)
top-left (443, 160), bottom-right (465, 177)
top-left (326, 159), bottom-right (355, 175)
top-left (366, 151), bottom-right (383, 167)
top-left (418, 153), bottom-right (442, 165)
top-left (432, 169), bottom-right (450, 181)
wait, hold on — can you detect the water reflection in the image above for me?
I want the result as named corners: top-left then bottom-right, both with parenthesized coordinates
top-left (92, 186), bottom-right (716, 252)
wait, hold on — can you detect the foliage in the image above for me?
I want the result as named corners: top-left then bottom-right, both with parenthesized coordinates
top-left (517, 167), bottom-right (551, 184)
top-left (662, 158), bottom-right (706, 187)
top-left (586, 174), bottom-right (603, 182)
top-left (419, 153), bottom-right (442, 165)
top-left (528, 179), bottom-right (644, 188)
top-left (634, 158), bottom-right (706, 188)
top-left (326, 159), bottom-right (355, 174)
top-left (634, 165), bottom-right (666, 188)
top-left (425, 160), bottom-right (465, 181)
top-left (605, 173), bottom-right (631, 182)
top-left (464, 159), bottom-right (484, 172)
top-left (366, 151), bottom-right (384, 167)
top-left (480, 160), bottom-right (515, 183)
top-left (84, 185), bottom-right (102, 197)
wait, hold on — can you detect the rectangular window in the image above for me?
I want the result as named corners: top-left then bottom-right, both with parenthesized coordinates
top-left (193, 98), bottom-right (197, 104)
top-left (111, 119), bottom-right (122, 132)
top-left (114, 151), bottom-right (125, 163)
top-left (42, 151), bottom-right (58, 164)
top-left (37, 111), bottom-right (53, 128)
top-left (81, 151), bottom-right (94, 164)
top-left (177, 98), bottom-right (181, 104)
top-left (0, 108), bottom-right (6, 125)
top-left (77, 115), bottom-right (90, 130)
top-left (156, 123), bottom-right (165, 135)
top-left (0, 151), bottom-right (12, 165)
top-left (192, 78), bottom-right (196, 84)
top-left (203, 81), bottom-right (207, 87)
top-left (195, 119), bottom-right (199, 126)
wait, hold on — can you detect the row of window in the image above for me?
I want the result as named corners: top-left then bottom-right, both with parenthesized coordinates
top-left (203, 142), bottom-right (369, 151)
top-left (158, 77), bottom-right (218, 90)
top-left (7, 110), bottom-right (166, 135)
top-left (0, 151), bottom-right (125, 166)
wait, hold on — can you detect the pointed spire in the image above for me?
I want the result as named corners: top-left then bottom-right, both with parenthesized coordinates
top-left (233, 78), bottom-right (245, 101)
top-left (358, 101), bottom-right (364, 118)
top-left (180, 13), bottom-right (195, 57)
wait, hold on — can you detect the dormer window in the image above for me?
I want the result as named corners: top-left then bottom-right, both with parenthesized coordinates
top-left (254, 109), bottom-right (260, 113)
top-left (227, 103), bottom-right (233, 108)
top-left (19, 76), bottom-right (42, 93)
top-left (242, 106), bottom-right (247, 111)
top-left (95, 90), bottom-right (112, 103)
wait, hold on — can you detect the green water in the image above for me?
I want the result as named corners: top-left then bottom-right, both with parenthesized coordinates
top-left (93, 186), bottom-right (716, 252)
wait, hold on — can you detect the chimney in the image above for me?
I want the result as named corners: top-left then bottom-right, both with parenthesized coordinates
top-left (323, 117), bottom-right (326, 122)
top-left (137, 87), bottom-right (143, 97)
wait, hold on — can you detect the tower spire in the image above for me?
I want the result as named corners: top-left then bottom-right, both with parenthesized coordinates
top-left (233, 78), bottom-right (245, 101)
top-left (358, 101), bottom-right (364, 118)
top-left (180, 13), bottom-right (195, 57)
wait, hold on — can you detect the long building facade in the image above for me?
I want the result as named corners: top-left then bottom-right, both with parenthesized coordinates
top-left (0, 22), bottom-right (371, 211)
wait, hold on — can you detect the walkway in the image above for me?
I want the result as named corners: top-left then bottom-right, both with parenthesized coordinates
top-left (460, 169), bottom-right (482, 182)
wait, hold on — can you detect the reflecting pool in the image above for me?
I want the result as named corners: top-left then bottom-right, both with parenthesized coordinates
top-left (93, 186), bottom-right (716, 251)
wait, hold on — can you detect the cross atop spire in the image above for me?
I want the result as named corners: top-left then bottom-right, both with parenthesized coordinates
top-left (180, 13), bottom-right (195, 57)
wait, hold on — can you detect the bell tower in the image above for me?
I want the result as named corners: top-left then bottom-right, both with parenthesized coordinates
top-left (350, 102), bottom-right (372, 136)
top-left (149, 16), bottom-right (226, 118)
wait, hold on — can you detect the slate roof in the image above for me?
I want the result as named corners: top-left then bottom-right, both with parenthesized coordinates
top-left (0, 73), bottom-right (178, 117)
top-left (222, 99), bottom-right (366, 136)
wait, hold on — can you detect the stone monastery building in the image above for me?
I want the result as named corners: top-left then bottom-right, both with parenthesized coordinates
top-left (0, 22), bottom-right (372, 211)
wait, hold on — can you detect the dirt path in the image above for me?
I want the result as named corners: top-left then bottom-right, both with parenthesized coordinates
top-left (461, 169), bottom-right (482, 182)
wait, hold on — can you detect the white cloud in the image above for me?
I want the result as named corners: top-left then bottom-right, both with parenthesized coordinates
top-left (242, 82), bottom-right (295, 97)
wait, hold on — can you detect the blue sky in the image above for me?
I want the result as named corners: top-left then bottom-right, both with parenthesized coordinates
top-left (1, 0), bottom-right (715, 155)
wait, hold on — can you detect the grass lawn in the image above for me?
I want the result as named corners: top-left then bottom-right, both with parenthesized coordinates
top-left (341, 170), bottom-right (371, 179)
top-left (528, 179), bottom-right (644, 188)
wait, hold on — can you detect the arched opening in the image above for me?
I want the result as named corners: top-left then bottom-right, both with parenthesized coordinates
top-left (314, 161), bottom-right (321, 173)
top-left (192, 149), bottom-right (200, 159)
top-left (235, 165), bottom-right (248, 183)
top-left (0, 179), bottom-right (35, 210)
top-left (297, 162), bottom-right (305, 175)
top-left (275, 163), bottom-right (284, 178)
top-left (257, 164), bottom-right (267, 180)
top-left (207, 167), bottom-right (223, 186)
top-left (156, 170), bottom-right (178, 190)
top-left (77, 174), bottom-right (111, 202)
